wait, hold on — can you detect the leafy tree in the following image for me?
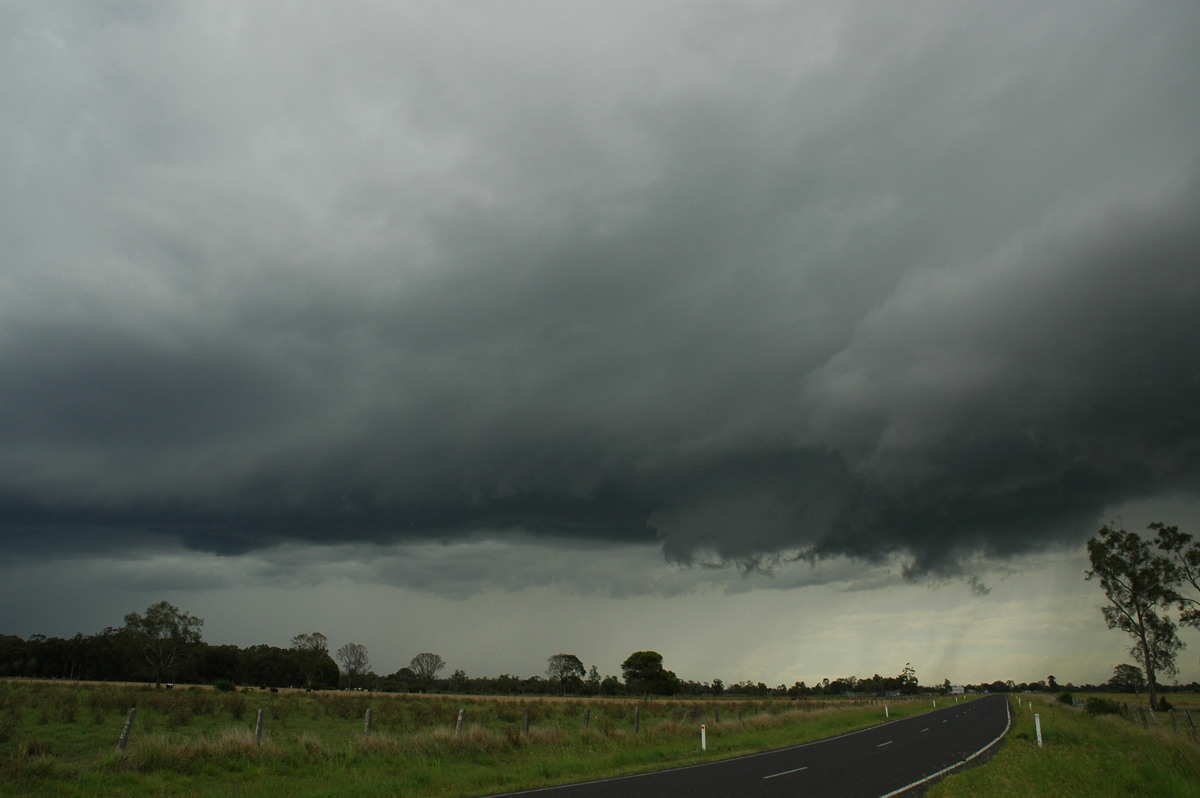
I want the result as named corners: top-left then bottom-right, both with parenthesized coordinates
top-left (620, 650), bottom-right (679, 696)
top-left (410, 652), bottom-right (445, 690)
top-left (546, 653), bottom-right (585, 695)
top-left (123, 601), bottom-right (204, 688)
top-left (899, 663), bottom-right (919, 694)
top-left (386, 666), bottom-right (418, 692)
top-left (1086, 524), bottom-right (1183, 710)
top-left (585, 665), bottom-right (601, 695)
top-left (449, 668), bottom-right (469, 693)
top-left (335, 642), bottom-right (370, 690)
top-left (1109, 663), bottom-right (1147, 695)
top-left (1152, 522), bottom-right (1200, 628)
top-left (239, 644), bottom-right (303, 688)
top-left (291, 632), bottom-right (331, 689)
top-left (599, 674), bottom-right (624, 695)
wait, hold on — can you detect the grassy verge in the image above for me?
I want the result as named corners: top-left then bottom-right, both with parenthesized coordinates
top-left (0, 680), bottom-right (950, 797)
top-left (926, 694), bottom-right (1200, 798)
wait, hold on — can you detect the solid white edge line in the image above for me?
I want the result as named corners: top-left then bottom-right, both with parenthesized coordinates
top-left (479, 706), bottom-right (927, 796)
top-left (875, 696), bottom-right (1013, 798)
top-left (479, 697), bottom-right (989, 797)
top-left (762, 766), bottom-right (809, 780)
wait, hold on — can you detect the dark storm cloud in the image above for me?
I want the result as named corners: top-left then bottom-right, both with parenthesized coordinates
top-left (2, 1), bottom-right (1199, 581)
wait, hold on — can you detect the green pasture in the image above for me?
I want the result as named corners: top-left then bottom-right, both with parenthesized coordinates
top-left (0, 679), bottom-right (941, 797)
top-left (928, 693), bottom-right (1200, 798)
top-left (13, 681), bottom-right (1194, 798)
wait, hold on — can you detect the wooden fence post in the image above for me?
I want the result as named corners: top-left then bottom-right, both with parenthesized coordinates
top-left (522, 708), bottom-right (530, 734)
top-left (255, 708), bottom-right (265, 745)
top-left (583, 708), bottom-right (590, 729)
top-left (364, 707), bottom-right (373, 737)
top-left (116, 708), bottom-right (138, 751)
top-left (634, 706), bottom-right (641, 733)
top-left (455, 708), bottom-right (465, 737)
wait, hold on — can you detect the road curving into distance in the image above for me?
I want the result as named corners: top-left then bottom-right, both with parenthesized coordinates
top-left (482, 693), bottom-right (1011, 798)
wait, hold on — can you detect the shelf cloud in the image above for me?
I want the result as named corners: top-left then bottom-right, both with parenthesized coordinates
top-left (2, 0), bottom-right (1199, 590)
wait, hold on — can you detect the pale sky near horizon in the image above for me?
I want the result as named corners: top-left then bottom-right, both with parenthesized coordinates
top-left (2, 1), bottom-right (1199, 688)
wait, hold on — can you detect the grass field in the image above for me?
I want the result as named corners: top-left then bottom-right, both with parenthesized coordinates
top-left (926, 693), bottom-right (1200, 798)
top-left (0, 679), bottom-right (943, 797)
top-left (8, 681), bottom-right (1196, 797)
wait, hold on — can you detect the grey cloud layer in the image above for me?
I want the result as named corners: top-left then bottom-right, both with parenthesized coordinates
top-left (2, 1), bottom-right (1199, 580)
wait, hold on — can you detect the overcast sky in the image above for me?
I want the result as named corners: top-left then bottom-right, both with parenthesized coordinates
top-left (2, 0), bottom-right (1199, 687)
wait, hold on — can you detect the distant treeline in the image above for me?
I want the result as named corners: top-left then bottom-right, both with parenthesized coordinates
top-left (0, 630), bottom-right (339, 690)
top-left (4, 627), bottom-right (1194, 697)
top-left (0, 631), bottom-right (902, 695)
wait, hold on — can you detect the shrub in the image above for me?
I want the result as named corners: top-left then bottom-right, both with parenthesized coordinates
top-left (1084, 696), bottom-right (1120, 715)
top-left (213, 680), bottom-right (237, 693)
top-left (1056, 692), bottom-right (1074, 706)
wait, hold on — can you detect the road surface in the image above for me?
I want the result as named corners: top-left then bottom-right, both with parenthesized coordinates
top-left (481, 694), bottom-right (1011, 798)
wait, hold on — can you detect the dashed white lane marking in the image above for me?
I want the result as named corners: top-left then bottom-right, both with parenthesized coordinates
top-left (763, 766), bottom-right (808, 780)
top-left (876, 740), bottom-right (893, 747)
top-left (877, 698), bottom-right (1012, 798)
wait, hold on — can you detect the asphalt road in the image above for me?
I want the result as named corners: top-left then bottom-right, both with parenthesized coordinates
top-left (481, 694), bottom-right (1011, 798)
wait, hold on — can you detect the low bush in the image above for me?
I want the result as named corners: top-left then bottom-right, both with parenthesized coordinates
top-left (1084, 696), bottom-right (1119, 715)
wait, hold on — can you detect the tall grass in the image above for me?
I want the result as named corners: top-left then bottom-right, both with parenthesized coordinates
top-left (926, 694), bottom-right (1200, 798)
top-left (0, 679), bottom-right (937, 797)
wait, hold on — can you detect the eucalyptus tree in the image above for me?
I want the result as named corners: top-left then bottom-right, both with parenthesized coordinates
top-left (621, 650), bottom-right (679, 696)
top-left (1152, 522), bottom-right (1200, 628)
top-left (1086, 524), bottom-right (1182, 710)
top-left (410, 652), bottom-right (445, 690)
top-left (123, 600), bottom-right (204, 688)
top-left (546, 653), bottom-right (585, 695)
top-left (291, 632), bottom-right (330, 690)
top-left (335, 642), bottom-right (370, 689)
top-left (1109, 663), bottom-right (1146, 695)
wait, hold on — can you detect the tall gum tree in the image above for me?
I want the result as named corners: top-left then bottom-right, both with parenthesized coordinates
top-left (410, 652), bottom-right (445, 690)
top-left (1086, 524), bottom-right (1183, 710)
top-left (1152, 522), bottom-right (1200, 629)
top-left (291, 632), bottom-right (330, 690)
top-left (123, 600), bottom-right (204, 688)
top-left (336, 642), bottom-right (370, 690)
top-left (546, 653), bottom-right (585, 695)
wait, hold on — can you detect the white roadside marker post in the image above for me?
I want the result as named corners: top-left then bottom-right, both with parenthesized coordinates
top-left (1035, 713), bottom-right (1043, 748)
top-left (885, 706), bottom-right (889, 718)
top-left (701, 723), bottom-right (707, 751)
